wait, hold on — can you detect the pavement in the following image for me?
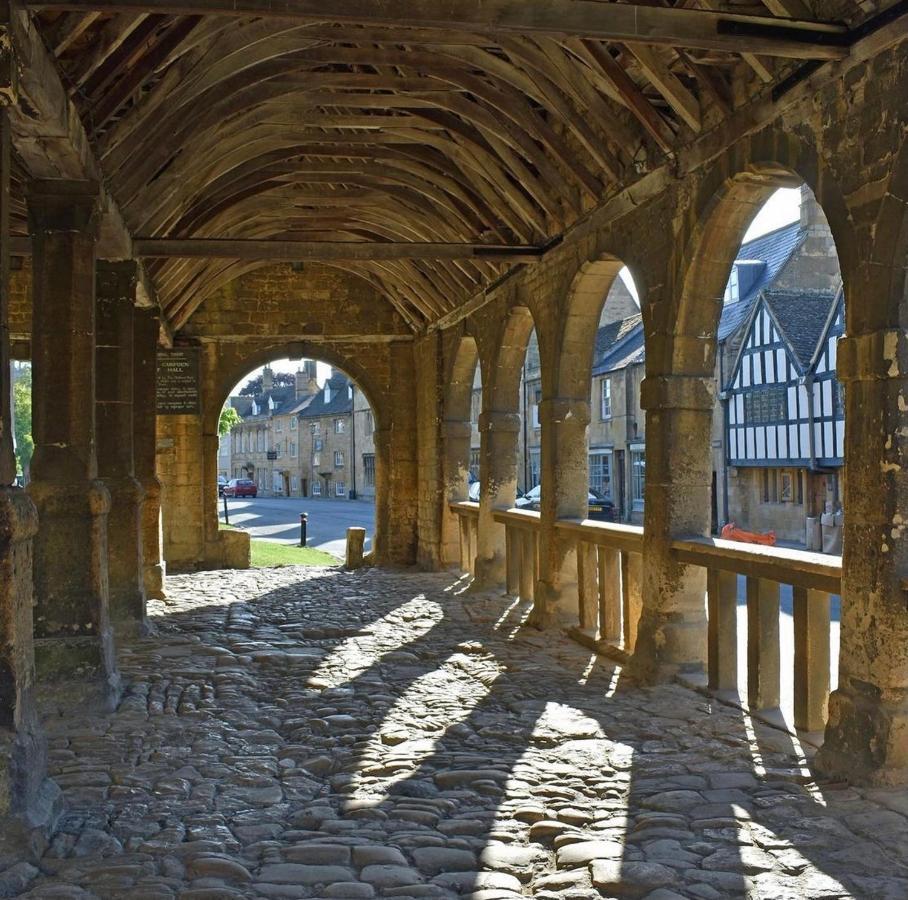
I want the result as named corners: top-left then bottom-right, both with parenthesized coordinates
top-left (18, 566), bottom-right (908, 899)
top-left (219, 496), bottom-right (375, 557)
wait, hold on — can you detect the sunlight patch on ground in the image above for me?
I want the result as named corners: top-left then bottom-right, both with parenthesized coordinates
top-left (307, 594), bottom-right (443, 689)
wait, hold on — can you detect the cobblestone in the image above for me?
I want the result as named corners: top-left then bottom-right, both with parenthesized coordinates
top-left (4, 566), bottom-right (908, 898)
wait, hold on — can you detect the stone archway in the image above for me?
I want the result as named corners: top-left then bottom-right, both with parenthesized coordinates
top-left (441, 334), bottom-right (480, 566)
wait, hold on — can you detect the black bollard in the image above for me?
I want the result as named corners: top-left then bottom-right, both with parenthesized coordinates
top-left (223, 493), bottom-right (229, 525)
top-left (299, 512), bottom-right (308, 547)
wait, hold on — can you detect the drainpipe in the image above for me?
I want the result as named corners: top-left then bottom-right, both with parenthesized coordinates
top-left (802, 373), bottom-right (818, 472)
top-left (350, 387), bottom-right (357, 500)
top-left (719, 347), bottom-right (730, 525)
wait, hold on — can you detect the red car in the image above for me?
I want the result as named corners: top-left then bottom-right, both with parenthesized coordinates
top-left (224, 478), bottom-right (257, 498)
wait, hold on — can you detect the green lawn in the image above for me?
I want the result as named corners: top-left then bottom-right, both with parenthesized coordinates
top-left (221, 525), bottom-right (341, 568)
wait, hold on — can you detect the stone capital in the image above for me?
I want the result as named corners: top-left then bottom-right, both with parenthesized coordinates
top-left (837, 329), bottom-right (908, 383)
top-left (478, 410), bottom-right (521, 433)
top-left (443, 419), bottom-right (473, 439)
top-left (537, 398), bottom-right (590, 427)
top-left (27, 179), bottom-right (101, 237)
top-left (96, 259), bottom-right (139, 304)
top-left (640, 375), bottom-right (715, 412)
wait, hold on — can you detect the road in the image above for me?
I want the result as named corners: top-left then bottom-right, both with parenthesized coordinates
top-left (219, 496), bottom-right (375, 558)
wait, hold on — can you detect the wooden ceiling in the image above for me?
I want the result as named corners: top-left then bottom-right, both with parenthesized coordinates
top-left (15, 0), bottom-right (894, 332)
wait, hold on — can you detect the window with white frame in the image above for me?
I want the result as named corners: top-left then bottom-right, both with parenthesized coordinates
top-left (242, 432), bottom-right (248, 452)
top-left (600, 379), bottom-right (612, 420)
top-left (589, 452), bottom-right (612, 498)
top-left (364, 454), bottom-right (375, 487)
top-left (290, 417), bottom-right (297, 431)
top-left (291, 476), bottom-right (298, 492)
top-left (257, 430), bottom-right (264, 451)
top-left (724, 264), bottom-right (739, 304)
top-left (312, 481), bottom-right (322, 496)
top-left (631, 447), bottom-right (646, 509)
top-left (469, 449), bottom-right (480, 480)
top-left (313, 452), bottom-right (321, 467)
top-left (335, 481), bottom-right (346, 497)
top-left (334, 450), bottom-right (345, 468)
top-left (276, 418), bottom-right (283, 432)
top-left (531, 388), bottom-right (542, 428)
top-left (314, 438), bottom-right (323, 451)
top-left (311, 422), bottom-right (320, 435)
top-left (335, 418), bottom-right (345, 434)
top-left (290, 442), bottom-right (297, 458)
top-left (366, 411), bottom-right (374, 434)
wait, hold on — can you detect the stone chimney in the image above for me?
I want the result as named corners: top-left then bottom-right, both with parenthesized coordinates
top-left (773, 184), bottom-right (841, 293)
top-left (262, 365), bottom-right (274, 393)
top-left (295, 361), bottom-right (320, 400)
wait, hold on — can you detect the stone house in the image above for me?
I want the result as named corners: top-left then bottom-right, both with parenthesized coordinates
top-left (225, 365), bottom-right (377, 500)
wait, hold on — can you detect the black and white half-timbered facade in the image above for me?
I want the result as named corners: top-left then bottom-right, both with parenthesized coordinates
top-left (724, 287), bottom-right (844, 539)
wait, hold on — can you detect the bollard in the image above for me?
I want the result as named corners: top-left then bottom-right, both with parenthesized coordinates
top-left (223, 493), bottom-right (229, 525)
top-left (299, 512), bottom-right (308, 547)
top-left (346, 526), bottom-right (366, 569)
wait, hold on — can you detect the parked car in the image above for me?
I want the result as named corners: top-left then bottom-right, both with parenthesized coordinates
top-left (523, 485), bottom-right (616, 521)
top-left (467, 481), bottom-right (525, 504)
top-left (223, 478), bottom-right (257, 498)
top-left (217, 475), bottom-right (228, 496)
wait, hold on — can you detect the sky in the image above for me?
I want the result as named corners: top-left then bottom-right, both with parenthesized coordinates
top-left (233, 188), bottom-right (803, 392)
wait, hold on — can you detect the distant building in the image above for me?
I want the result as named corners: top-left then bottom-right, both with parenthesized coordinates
top-left (467, 186), bottom-right (845, 544)
top-left (224, 364), bottom-right (375, 500)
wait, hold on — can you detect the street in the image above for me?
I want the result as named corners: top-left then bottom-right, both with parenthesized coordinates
top-left (219, 495), bottom-right (375, 557)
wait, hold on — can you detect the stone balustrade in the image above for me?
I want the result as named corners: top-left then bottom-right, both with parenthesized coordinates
top-left (449, 503), bottom-right (840, 738)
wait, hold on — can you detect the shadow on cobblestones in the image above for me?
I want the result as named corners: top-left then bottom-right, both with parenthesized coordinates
top-left (13, 566), bottom-right (908, 899)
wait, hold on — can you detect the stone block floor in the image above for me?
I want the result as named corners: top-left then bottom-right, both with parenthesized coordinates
top-left (10, 566), bottom-right (908, 898)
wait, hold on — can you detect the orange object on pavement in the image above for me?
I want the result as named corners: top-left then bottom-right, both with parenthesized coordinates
top-left (720, 522), bottom-right (777, 546)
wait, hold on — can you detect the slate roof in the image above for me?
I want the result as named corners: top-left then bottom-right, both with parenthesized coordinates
top-left (591, 313), bottom-right (644, 376)
top-left (762, 289), bottom-right (840, 372)
top-left (297, 372), bottom-right (354, 419)
top-left (717, 221), bottom-right (805, 341)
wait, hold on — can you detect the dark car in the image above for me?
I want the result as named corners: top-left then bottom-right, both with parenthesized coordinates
top-left (224, 478), bottom-right (257, 498)
top-left (217, 475), bottom-right (228, 496)
top-left (525, 485), bottom-right (616, 522)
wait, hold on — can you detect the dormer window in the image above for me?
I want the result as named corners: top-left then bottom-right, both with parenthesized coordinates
top-left (724, 265), bottom-right (739, 304)
top-left (325, 385), bottom-right (332, 404)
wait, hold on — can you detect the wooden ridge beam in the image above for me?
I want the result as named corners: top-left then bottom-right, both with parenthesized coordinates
top-left (131, 238), bottom-right (547, 261)
top-left (26, 1), bottom-right (850, 59)
top-left (6, 236), bottom-right (549, 261)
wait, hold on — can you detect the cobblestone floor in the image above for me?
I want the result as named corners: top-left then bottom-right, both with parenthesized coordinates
top-left (10, 566), bottom-right (908, 899)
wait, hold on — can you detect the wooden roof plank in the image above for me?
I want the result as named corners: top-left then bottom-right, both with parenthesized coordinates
top-left (26, 1), bottom-right (851, 59)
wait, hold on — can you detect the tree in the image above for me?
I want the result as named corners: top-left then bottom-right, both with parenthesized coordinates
top-left (12, 363), bottom-right (33, 480)
top-left (239, 370), bottom-right (296, 396)
top-left (219, 405), bottom-right (242, 436)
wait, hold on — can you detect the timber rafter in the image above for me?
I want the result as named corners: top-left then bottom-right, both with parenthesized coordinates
top-left (0, 0), bottom-right (894, 332)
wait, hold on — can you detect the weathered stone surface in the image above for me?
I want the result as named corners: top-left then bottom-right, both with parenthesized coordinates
top-left (5, 567), bottom-right (907, 899)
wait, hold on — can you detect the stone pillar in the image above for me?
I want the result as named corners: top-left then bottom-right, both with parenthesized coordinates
top-left (26, 180), bottom-right (119, 708)
top-left (631, 375), bottom-right (714, 682)
top-left (371, 426), bottom-right (391, 564)
top-left (0, 110), bottom-right (60, 847)
top-left (96, 261), bottom-right (146, 635)
top-left (532, 397), bottom-right (590, 625)
top-left (816, 328), bottom-right (908, 784)
top-left (473, 410), bottom-right (521, 588)
top-left (134, 306), bottom-right (165, 599)
top-left (441, 419), bottom-right (472, 566)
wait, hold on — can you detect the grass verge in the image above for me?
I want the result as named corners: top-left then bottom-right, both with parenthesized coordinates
top-left (221, 524), bottom-right (340, 568)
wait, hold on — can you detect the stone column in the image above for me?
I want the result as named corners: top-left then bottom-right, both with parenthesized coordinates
top-left (26, 180), bottom-right (119, 708)
top-left (371, 426), bottom-right (391, 563)
top-left (0, 110), bottom-right (60, 846)
top-left (631, 375), bottom-right (714, 682)
top-left (134, 306), bottom-right (165, 599)
top-left (815, 328), bottom-right (908, 784)
top-left (532, 397), bottom-right (590, 625)
top-left (473, 410), bottom-right (521, 588)
top-left (441, 419), bottom-right (472, 566)
top-left (96, 261), bottom-right (146, 635)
